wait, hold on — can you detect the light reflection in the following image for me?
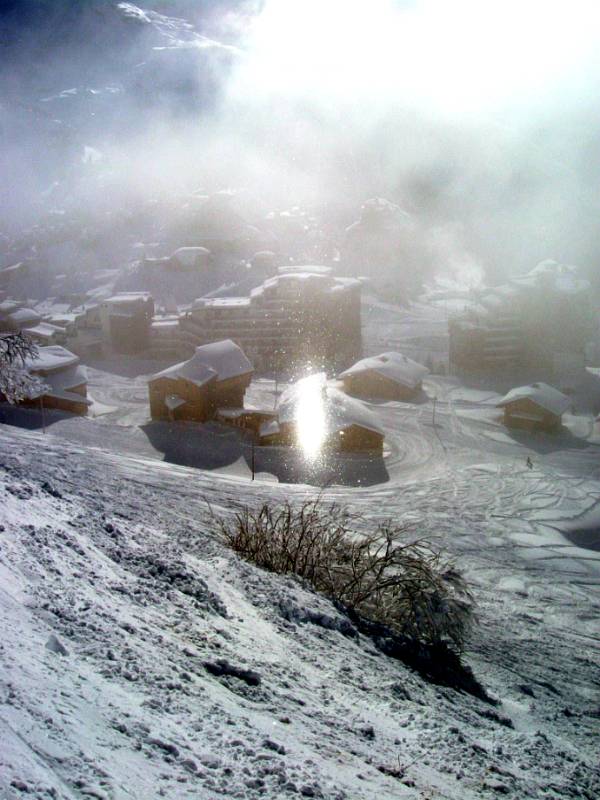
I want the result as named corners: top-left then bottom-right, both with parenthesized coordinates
top-left (294, 373), bottom-right (327, 461)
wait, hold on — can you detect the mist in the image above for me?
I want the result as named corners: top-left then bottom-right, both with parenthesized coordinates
top-left (2, 0), bottom-right (600, 288)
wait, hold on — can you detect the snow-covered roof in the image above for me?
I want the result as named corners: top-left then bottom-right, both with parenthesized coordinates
top-left (278, 265), bottom-right (332, 277)
top-left (25, 345), bottom-right (80, 374)
top-left (104, 293), bottom-right (153, 311)
top-left (196, 297), bottom-right (250, 309)
top-left (35, 300), bottom-right (72, 316)
top-left (171, 247), bottom-right (211, 268)
top-left (151, 358), bottom-right (216, 388)
top-left (44, 363), bottom-right (88, 393)
top-left (151, 339), bottom-right (253, 386)
top-left (0, 300), bottom-right (24, 315)
top-left (27, 360), bottom-right (90, 406)
top-left (496, 382), bottom-right (571, 416)
top-left (338, 352), bottom-right (429, 390)
top-left (7, 308), bottom-right (41, 326)
top-left (259, 418), bottom-right (280, 437)
top-left (277, 373), bottom-right (384, 437)
top-left (507, 260), bottom-right (590, 295)
top-left (164, 394), bottom-right (186, 411)
top-left (24, 322), bottom-right (66, 340)
top-left (151, 318), bottom-right (180, 330)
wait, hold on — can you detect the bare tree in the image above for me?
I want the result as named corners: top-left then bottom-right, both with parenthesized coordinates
top-left (0, 332), bottom-right (47, 404)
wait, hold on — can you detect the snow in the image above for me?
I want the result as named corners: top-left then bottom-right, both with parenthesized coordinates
top-left (24, 346), bottom-right (80, 374)
top-left (151, 340), bottom-right (253, 386)
top-left (497, 382), bottom-right (571, 416)
top-left (6, 307), bottom-right (41, 326)
top-left (338, 352), bottom-right (429, 390)
top-left (171, 247), bottom-right (211, 268)
top-left (277, 373), bottom-right (384, 436)
top-left (22, 321), bottom-right (66, 340)
top-left (0, 298), bottom-right (599, 799)
top-left (104, 292), bottom-right (152, 311)
top-left (195, 297), bottom-right (251, 308)
top-left (164, 393), bottom-right (186, 411)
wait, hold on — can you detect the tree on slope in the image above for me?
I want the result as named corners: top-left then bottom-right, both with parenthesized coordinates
top-left (0, 332), bottom-right (47, 403)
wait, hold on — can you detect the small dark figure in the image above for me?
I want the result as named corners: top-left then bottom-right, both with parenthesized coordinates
top-left (526, 456), bottom-right (533, 470)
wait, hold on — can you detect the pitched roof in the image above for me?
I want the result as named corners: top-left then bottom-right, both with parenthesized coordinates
top-left (338, 352), bottom-right (428, 390)
top-left (150, 339), bottom-right (253, 386)
top-left (7, 307), bottom-right (41, 327)
top-left (25, 345), bottom-right (80, 374)
top-left (171, 247), bottom-right (211, 268)
top-left (277, 373), bottom-right (383, 436)
top-left (496, 382), bottom-right (571, 416)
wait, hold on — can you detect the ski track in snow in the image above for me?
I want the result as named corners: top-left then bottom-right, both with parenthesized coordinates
top-left (1, 300), bottom-right (600, 799)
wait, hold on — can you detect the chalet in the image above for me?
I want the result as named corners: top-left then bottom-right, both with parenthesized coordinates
top-left (496, 382), bottom-right (571, 432)
top-left (101, 293), bottom-right (154, 353)
top-left (24, 321), bottom-right (68, 346)
top-left (215, 406), bottom-right (276, 434)
top-left (259, 373), bottom-right (384, 455)
top-left (22, 345), bottom-right (91, 415)
top-left (2, 307), bottom-right (41, 332)
top-left (338, 352), bottom-right (428, 400)
top-left (148, 339), bottom-right (253, 422)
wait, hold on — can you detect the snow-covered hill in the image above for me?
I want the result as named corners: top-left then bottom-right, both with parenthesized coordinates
top-left (1, 390), bottom-right (599, 798)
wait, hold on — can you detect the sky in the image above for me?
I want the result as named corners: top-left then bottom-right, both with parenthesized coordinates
top-left (2, 0), bottom-right (600, 284)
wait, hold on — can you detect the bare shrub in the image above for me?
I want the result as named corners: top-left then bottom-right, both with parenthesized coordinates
top-left (220, 500), bottom-right (475, 652)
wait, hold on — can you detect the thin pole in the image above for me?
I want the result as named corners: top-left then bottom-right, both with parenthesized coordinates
top-left (251, 439), bottom-right (255, 481)
top-left (40, 395), bottom-right (46, 434)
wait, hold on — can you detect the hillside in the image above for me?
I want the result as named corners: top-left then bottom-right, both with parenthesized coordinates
top-left (1, 372), bottom-right (599, 799)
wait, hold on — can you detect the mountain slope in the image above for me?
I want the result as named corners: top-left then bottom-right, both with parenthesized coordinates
top-left (0, 422), bottom-right (598, 799)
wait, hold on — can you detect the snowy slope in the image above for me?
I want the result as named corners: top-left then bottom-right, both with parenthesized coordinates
top-left (1, 413), bottom-right (599, 799)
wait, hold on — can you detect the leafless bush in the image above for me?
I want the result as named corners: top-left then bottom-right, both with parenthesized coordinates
top-left (220, 500), bottom-right (475, 651)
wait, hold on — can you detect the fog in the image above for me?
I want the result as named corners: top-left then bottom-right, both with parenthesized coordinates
top-left (2, 0), bottom-right (600, 287)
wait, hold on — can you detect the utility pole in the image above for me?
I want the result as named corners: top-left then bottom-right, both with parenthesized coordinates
top-left (251, 439), bottom-right (255, 481)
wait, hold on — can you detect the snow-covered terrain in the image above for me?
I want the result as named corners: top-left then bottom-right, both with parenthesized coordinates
top-left (1, 299), bottom-right (599, 799)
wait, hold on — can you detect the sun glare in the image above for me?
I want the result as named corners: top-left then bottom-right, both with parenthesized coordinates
top-left (232, 0), bottom-right (600, 113)
top-left (294, 373), bottom-right (328, 461)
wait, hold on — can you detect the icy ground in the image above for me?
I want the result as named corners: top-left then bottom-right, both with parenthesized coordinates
top-left (1, 301), bottom-right (600, 799)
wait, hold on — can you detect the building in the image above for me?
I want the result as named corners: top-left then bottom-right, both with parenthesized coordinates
top-left (449, 260), bottom-right (594, 375)
top-left (215, 406), bottom-right (276, 435)
top-left (0, 262), bottom-right (29, 294)
top-left (23, 321), bottom-right (68, 347)
top-left (170, 247), bottom-right (212, 271)
top-left (259, 373), bottom-right (384, 454)
top-left (149, 315), bottom-right (188, 358)
top-left (21, 345), bottom-right (91, 415)
top-left (148, 339), bottom-right (253, 422)
top-left (181, 265), bottom-right (363, 372)
top-left (496, 382), bottom-right (570, 432)
top-left (1, 306), bottom-right (41, 332)
top-left (101, 293), bottom-right (154, 353)
top-left (338, 352), bottom-right (429, 400)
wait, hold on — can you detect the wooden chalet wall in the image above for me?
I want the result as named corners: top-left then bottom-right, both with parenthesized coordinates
top-left (502, 397), bottom-right (561, 432)
top-left (148, 373), bottom-right (252, 422)
top-left (342, 371), bottom-right (418, 401)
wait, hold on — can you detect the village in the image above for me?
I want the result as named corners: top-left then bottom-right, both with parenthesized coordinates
top-left (1, 193), bottom-right (599, 487)
top-left (3, 3), bottom-right (600, 797)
